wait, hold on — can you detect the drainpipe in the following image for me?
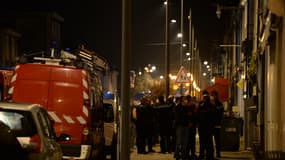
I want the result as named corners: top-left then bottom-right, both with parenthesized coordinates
top-left (265, 26), bottom-right (282, 153)
top-left (281, 3), bottom-right (285, 152)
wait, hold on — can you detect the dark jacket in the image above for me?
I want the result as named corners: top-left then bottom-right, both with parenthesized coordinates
top-left (136, 104), bottom-right (155, 136)
top-left (174, 103), bottom-right (189, 127)
top-left (213, 99), bottom-right (224, 126)
top-left (188, 104), bottom-right (198, 128)
top-left (197, 101), bottom-right (218, 133)
top-left (156, 103), bottom-right (173, 133)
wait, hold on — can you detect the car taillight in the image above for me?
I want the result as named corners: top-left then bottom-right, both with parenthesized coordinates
top-left (29, 134), bottom-right (42, 153)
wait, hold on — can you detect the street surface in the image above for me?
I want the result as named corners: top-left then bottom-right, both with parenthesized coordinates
top-left (130, 136), bottom-right (254, 160)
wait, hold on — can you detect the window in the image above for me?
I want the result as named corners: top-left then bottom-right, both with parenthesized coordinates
top-left (0, 110), bottom-right (37, 136)
top-left (37, 108), bottom-right (54, 138)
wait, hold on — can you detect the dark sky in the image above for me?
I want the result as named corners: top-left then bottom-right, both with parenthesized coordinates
top-left (1, 0), bottom-right (226, 75)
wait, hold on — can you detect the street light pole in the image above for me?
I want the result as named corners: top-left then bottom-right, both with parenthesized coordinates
top-left (180, 0), bottom-right (183, 66)
top-left (188, 8), bottom-right (192, 95)
top-left (179, 0), bottom-right (184, 96)
top-left (165, 0), bottom-right (170, 98)
top-left (120, 0), bottom-right (131, 159)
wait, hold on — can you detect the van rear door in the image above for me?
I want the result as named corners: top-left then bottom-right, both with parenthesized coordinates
top-left (12, 64), bottom-right (50, 107)
top-left (48, 67), bottom-right (88, 144)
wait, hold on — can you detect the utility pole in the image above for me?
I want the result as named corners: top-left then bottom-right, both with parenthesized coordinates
top-left (180, 0), bottom-right (183, 66)
top-left (180, 0), bottom-right (184, 96)
top-left (191, 26), bottom-right (195, 96)
top-left (120, 0), bottom-right (131, 159)
top-left (188, 8), bottom-right (192, 95)
top-left (165, 0), bottom-right (170, 98)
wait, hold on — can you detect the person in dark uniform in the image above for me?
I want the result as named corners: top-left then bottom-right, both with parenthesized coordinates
top-left (174, 96), bottom-right (190, 160)
top-left (133, 101), bottom-right (147, 154)
top-left (140, 95), bottom-right (156, 153)
top-left (166, 95), bottom-right (176, 152)
top-left (210, 90), bottom-right (224, 158)
top-left (156, 95), bottom-right (173, 153)
top-left (186, 95), bottom-right (198, 160)
top-left (134, 95), bottom-right (156, 154)
top-left (197, 91), bottom-right (217, 160)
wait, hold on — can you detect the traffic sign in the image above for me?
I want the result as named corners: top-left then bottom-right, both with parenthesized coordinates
top-left (175, 66), bottom-right (190, 83)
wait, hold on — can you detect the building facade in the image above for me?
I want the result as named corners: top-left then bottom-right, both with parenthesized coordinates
top-left (0, 29), bottom-right (20, 67)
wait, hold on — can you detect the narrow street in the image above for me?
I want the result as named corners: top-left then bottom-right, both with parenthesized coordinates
top-left (130, 136), bottom-right (254, 160)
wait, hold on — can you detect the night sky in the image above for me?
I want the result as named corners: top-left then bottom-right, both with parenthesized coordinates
top-left (1, 0), bottom-right (226, 75)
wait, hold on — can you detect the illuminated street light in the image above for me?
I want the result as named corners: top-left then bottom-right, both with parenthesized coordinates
top-left (144, 64), bottom-right (157, 73)
top-left (160, 75), bottom-right (164, 79)
top-left (183, 43), bottom-right (187, 47)
top-left (203, 72), bottom-right (207, 76)
top-left (138, 71), bottom-right (142, 75)
top-left (144, 67), bottom-right (149, 72)
top-left (170, 19), bottom-right (177, 23)
top-left (203, 61), bottom-right (208, 65)
top-left (186, 52), bottom-right (190, 56)
top-left (164, 1), bottom-right (167, 5)
top-left (177, 33), bottom-right (182, 38)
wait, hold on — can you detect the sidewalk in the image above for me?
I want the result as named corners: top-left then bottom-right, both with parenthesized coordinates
top-left (130, 136), bottom-right (254, 160)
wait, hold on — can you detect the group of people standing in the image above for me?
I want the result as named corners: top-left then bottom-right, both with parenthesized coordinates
top-left (132, 90), bottom-right (224, 160)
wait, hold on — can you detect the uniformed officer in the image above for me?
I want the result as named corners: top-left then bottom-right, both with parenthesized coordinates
top-left (210, 90), bottom-right (224, 158)
top-left (197, 91), bottom-right (217, 160)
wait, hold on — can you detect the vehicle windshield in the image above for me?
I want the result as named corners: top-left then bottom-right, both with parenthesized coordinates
top-left (0, 110), bottom-right (37, 136)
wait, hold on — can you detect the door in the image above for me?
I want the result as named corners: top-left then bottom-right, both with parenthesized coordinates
top-left (37, 108), bottom-right (63, 160)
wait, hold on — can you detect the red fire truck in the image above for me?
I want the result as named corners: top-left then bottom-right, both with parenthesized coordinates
top-left (9, 48), bottom-right (109, 159)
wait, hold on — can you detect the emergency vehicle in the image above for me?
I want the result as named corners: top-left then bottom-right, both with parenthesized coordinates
top-left (9, 47), bottom-right (108, 160)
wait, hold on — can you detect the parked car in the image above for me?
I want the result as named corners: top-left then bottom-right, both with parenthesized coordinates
top-left (0, 102), bottom-right (70, 160)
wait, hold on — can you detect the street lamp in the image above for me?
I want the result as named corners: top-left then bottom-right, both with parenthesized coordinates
top-left (171, 19), bottom-right (177, 23)
top-left (180, 0), bottom-right (184, 66)
top-left (177, 33), bottom-right (182, 38)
